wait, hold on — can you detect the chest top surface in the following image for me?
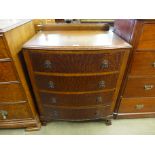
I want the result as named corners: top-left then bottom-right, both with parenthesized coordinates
top-left (23, 30), bottom-right (131, 50)
top-left (0, 19), bottom-right (31, 33)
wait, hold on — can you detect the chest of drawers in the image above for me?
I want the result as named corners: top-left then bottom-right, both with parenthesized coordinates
top-left (0, 20), bottom-right (40, 130)
top-left (114, 20), bottom-right (155, 118)
top-left (22, 24), bottom-right (131, 125)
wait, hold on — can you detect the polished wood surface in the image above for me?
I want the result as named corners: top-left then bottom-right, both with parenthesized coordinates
top-left (130, 51), bottom-right (155, 76)
top-left (35, 74), bottom-right (118, 92)
top-left (114, 19), bottom-right (155, 119)
top-left (35, 23), bottom-right (110, 32)
top-left (119, 97), bottom-right (155, 113)
top-left (40, 91), bottom-right (114, 107)
top-left (114, 19), bottom-right (135, 43)
top-left (0, 103), bottom-right (32, 120)
top-left (23, 30), bottom-right (131, 50)
top-left (137, 23), bottom-right (155, 50)
top-left (0, 36), bottom-right (9, 58)
top-left (29, 51), bottom-right (122, 73)
top-left (23, 25), bottom-right (131, 125)
top-left (124, 77), bottom-right (155, 97)
top-left (0, 83), bottom-right (26, 103)
top-left (0, 61), bottom-right (17, 82)
top-left (0, 20), bottom-right (40, 130)
top-left (44, 105), bottom-right (111, 121)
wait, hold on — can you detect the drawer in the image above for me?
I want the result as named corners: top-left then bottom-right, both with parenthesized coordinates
top-left (130, 51), bottom-right (155, 76)
top-left (0, 36), bottom-right (9, 59)
top-left (44, 106), bottom-right (111, 121)
top-left (35, 74), bottom-right (118, 92)
top-left (0, 103), bottom-right (32, 121)
top-left (124, 77), bottom-right (155, 98)
top-left (0, 61), bottom-right (17, 82)
top-left (40, 91), bottom-right (114, 107)
top-left (0, 83), bottom-right (26, 103)
top-left (30, 51), bottom-right (122, 73)
top-left (119, 97), bottom-right (155, 113)
top-left (137, 24), bottom-right (155, 50)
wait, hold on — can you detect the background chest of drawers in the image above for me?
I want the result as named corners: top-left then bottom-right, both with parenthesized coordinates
top-left (23, 24), bottom-right (131, 125)
top-left (0, 20), bottom-right (40, 130)
top-left (114, 19), bottom-right (155, 118)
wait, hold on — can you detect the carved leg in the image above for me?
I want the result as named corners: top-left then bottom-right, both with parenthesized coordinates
top-left (105, 119), bottom-right (112, 126)
top-left (41, 121), bottom-right (47, 126)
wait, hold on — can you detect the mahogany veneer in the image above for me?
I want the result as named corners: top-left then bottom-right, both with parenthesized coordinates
top-left (114, 20), bottom-right (155, 118)
top-left (0, 20), bottom-right (40, 130)
top-left (23, 24), bottom-right (131, 125)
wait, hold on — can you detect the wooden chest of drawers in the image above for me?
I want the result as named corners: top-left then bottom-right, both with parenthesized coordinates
top-left (0, 20), bottom-right (40, 130)
top-left (22, 24), bottom-right (131, 125)
top-left (114, 20), bottom-right (155, 118)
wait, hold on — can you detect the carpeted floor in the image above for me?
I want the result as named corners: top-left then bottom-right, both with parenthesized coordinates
top-left (0, 118), bottom-right (155, 135)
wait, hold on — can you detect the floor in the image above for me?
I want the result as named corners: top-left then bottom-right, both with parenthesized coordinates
top-left (0, 118), bottom-right (155, 135)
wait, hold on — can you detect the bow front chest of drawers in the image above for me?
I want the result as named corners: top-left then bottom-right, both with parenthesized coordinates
top-left (22, 24), bottom-right (131, 125)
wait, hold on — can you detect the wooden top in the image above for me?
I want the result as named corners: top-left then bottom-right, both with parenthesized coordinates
top-left (23, 29), bottom-right (131, 50)
top-left (0, 19), bottom-right (31, 33)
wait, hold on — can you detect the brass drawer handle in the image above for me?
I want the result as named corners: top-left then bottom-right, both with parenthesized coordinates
top-left (52, 111), bottom-right (58, 117)
top-left (99, 81), bottom-right (105, 88)
top-left (96, 96), bottom-right (102, 103)
top-left (51, 97), bottom-right (57, 104)
top-left (135, 104), bottom-right (144, 110)
top-left (44, 60), bottom-right (52, 69)
top-left (48, 81), bottom-right (55, 88)
top-left (152, 62), bottom-right (155, 68)
top-left (144, 84), bottom-right (154, 90)
top-left (0, 110), bottom-right (8, 119)
top-left (101, 60), bottom-right (109, 69)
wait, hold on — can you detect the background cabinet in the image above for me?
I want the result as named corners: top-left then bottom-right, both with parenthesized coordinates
top-left (0, 20), bottom-right (40, 130)
top-left (114, 20), bottom-right (155, 118)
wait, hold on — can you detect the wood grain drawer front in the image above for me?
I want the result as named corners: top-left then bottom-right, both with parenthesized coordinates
top-left (124, 77), bottom-right (155, 98)
top-left (119, 98), bottom-right (155, 113)
top-left (137, 24), bottom-right (155, 50)
top-left (30, 51), bottom-right (122, 73)
top-left (130, 52), bottom-right (155, 76)
top-left (0, 61), bottom-right (17, 82)
top-left (0, 37), bottom-right (8, 59)
top-left (0, 84), bottom-right (26, 103)
top-left (0, 103), bottom-right (32, 121)
top-left (35, 74), bottom-right (117, 92)
top-left (44, 106), bottom-right (111, 121)
top-left (40, 91), bottom-right (114, 107)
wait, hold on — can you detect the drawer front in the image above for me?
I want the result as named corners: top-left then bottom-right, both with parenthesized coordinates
top-left (124, 77), bottom-right (155, 97)
top-left (0, 83), bottom-right (26, 103)
top-left (40, 91), bottom-right (114, 107)
top-left (137, 24), bottom-right (155, 50)
top-left (30, 51), bottom-right (122, 73)
top-left (0, 37), bottom-right (9, 59)
top-left (119, 98), bottom-right (155, 113)
top-left (0, 103), bottom-right (32, 121)
top-left (0, 61), bottom-right (17, 82)
top-left (44, 106), bottom-right (111, 121)
top-left (35, 74), bottom-right (117, 92)
top-left (130, 51), bottom-right (155, 76)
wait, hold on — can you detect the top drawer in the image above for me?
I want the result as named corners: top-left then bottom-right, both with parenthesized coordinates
top-left (0, 36), bottom-right (9, 59)
top-left (130, 51), bottom-right (155, 76)
top-left (137, 24), bottom-right (155, 50)
top-left (29, 51), bottom-right (122, 73)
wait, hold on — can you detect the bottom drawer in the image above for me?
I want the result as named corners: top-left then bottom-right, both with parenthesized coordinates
top-left (44, 106), bottom-right (111, 121)
top-left (0, 103), bottom-right (32, 121)
top-left (119, 98), bottom-right (155, 113)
